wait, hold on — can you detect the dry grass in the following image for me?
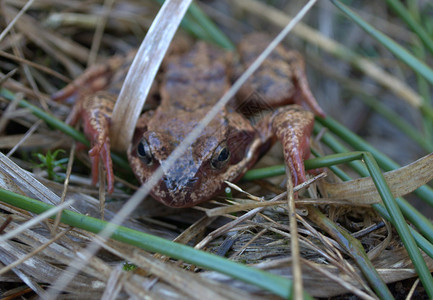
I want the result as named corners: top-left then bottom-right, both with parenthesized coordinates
top-left (0, 0), bottom-right (432, 299)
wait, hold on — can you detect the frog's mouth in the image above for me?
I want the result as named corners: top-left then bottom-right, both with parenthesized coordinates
top-left (150, 174), bottom-right (206, 208)
top-left (150, 155), bottom-right (209, 207)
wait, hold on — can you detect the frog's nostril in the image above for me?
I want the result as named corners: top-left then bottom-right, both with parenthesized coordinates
top-left (186, 177), bottom-right (196, 184)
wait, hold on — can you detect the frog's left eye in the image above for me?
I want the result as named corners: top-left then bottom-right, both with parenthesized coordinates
top-left (137, 138), bottom-right (154, 166)
top-left (210, 142), bottom-right (230, 169)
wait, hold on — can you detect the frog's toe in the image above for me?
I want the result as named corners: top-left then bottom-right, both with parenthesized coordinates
top-left (51, 85), bottom-right (77, 102)
top-left (271, 106), bottom-right (315, 188)
top-left (284, 133), bottom-right (310, 187)
top-left (101, 141), bottom-right (114, 193)
top-left (89, 145), bottom-right (101, 186)
top-left (88, 140), bottom-right (114, 193)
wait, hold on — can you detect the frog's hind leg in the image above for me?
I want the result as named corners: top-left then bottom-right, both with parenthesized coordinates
top-left (258, 105), bottom-right (315, 187)
top-left (52, 55), bottom-right (124, 103)
top-left (285, 50), bottom-right (325, 117)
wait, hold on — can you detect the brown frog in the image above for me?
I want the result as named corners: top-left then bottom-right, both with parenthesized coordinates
top-left (53, 33), bottom-right (325, 207)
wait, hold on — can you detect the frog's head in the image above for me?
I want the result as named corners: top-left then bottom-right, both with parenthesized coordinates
top-left (128, 110), bottom-right (259, 208)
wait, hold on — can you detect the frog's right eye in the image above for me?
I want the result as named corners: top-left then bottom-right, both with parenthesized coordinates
top-left (137, 139), bottom-right (154, 166)
top-left (210, 142), bottom-right (230, 169)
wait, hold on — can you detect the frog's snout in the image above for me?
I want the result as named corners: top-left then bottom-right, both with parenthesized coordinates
top-left (162, 174), bottom-right (198, 191)
top-left (152, 174), bottom-right (203, 208)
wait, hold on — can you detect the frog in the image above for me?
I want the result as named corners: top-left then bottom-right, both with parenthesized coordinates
top-left (53, 33), bottom-right (325, 208)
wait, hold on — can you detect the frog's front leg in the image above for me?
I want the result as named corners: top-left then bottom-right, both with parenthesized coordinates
top-left (53, 56), bottom-right (127, 193)
top-left (60, 89), bottom-right (117, 193)
top-left (257, 105), bottom-right (315, 187)
top-left (80, 92), bottom-right (116, 193)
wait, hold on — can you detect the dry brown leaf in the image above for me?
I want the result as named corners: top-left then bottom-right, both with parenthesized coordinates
top-left (0, 133), bottom-right (63, 149)
top-left (206, 200), bottom-right (287, 217)
top-left (323, 153), bottom-right (433, 204)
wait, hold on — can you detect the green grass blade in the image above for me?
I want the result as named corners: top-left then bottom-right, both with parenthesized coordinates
top-left (307, 150), bottom-right (433, 297)
top-left (332, 0), bottom-right (433, 88)
top-left (360, 95), bottom-right (433, 152)
top-left (385, 0), bottom-right (433, 55)
top-left (362, 152), bottom-right (433, 297)
top-left (187, 4), bottom-right (234, 49)
top-left (305, 146), bottom-right (433, 248)
top-left (393, 197), bottom-right (433, 245)
top-left (316, 116), bottom-right (433, 206)
top-left (0, 188), bottom-right (307, 299)
top-left (301, 150), bottom-right (433, 296)
top-left (413, 45), bottom-right (433, 141)
top-left (242, 165), bottom-right (286, 181)
top-left (242, 151), bottom-right (360, 181)
top-left (373, 203), bottom-right (433, 259)
top-left (178, 16), bottom-right (212, 42)
top-left (314, 121), bottom-right (433, 238)
top-left (308, 143), bottom-right (433, 267)
top-left (153, 0), bottom-right (234, 49)
top-left (308, 206), bottom-right (393, 300)
top-left (313, 121), bottom-right (368, 174)
top-left (305, 151), bottom-right (364, 169)
top-left (1, 88), bottom-right (88, 146)
top-left (244, 148), bottom-right (433, 296)
top-left (315, 150), bottom-right (433, 264)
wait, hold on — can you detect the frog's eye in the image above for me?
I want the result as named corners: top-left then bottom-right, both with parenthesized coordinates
top-left (137, 138), bottom-right (154, 166)
top-left (210, 142), bottom-right (230, 169)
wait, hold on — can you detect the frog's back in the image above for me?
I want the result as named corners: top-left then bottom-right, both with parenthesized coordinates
top-left (160, 42), bottom-right (230, 111)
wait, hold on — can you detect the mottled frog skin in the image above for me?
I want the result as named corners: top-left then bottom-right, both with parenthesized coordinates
top-left (53, 33), bottom-right (325, 207)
